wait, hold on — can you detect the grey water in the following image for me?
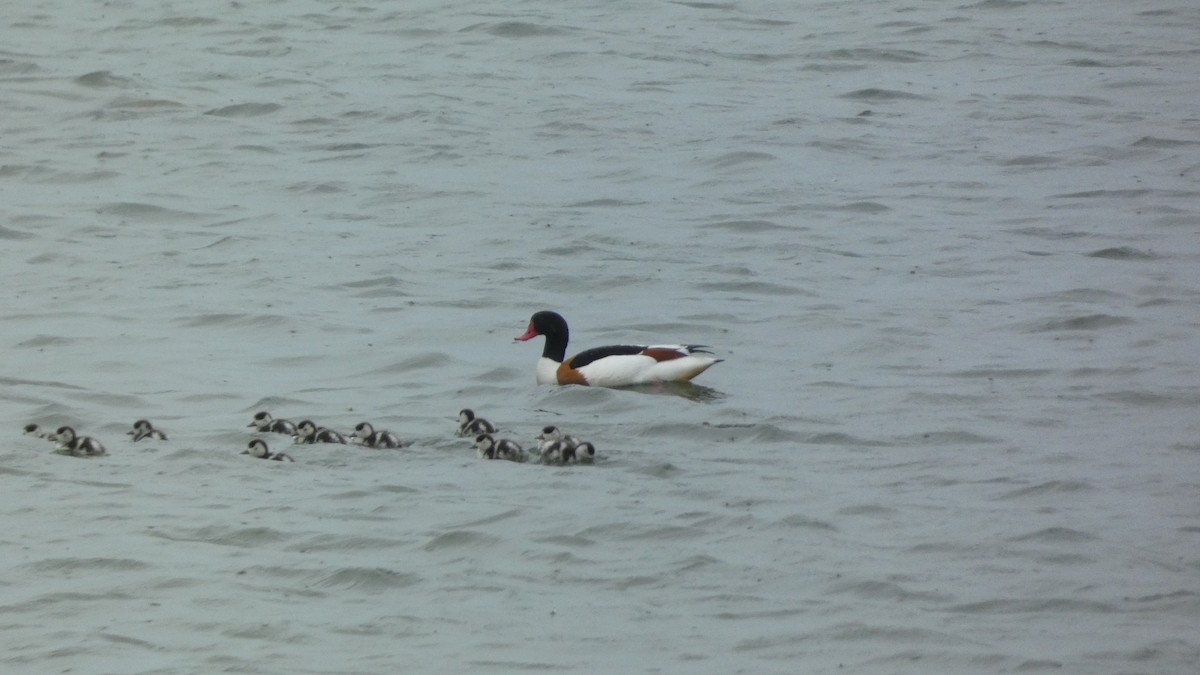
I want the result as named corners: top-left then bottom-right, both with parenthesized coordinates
top-left (2, 1), bottom-right (1198, 672)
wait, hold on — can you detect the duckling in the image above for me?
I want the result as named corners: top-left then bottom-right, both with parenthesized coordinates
top-left (127, 419), bottom-right (168, 442)
top-left (248, 411), bottom-right (297, 435)
top-left (474, 433), bottom-right (526, 462)
top-left (537, 427), bottom-right (596, 465)
top-left (569, 441), bottom-right (596, 464)
top-left (53, 426), bottom-right (107, 457)
top-left (535, 425), bottom-right (581, 454)
top-left (293, 420), bottom-right (348, 444)
top-left (350, 422), bottom-right (404, 449)
top-left (457, 409), bottom-right (496, 436)
top-left (538, 438), bottom-right (575, 465)
top-left (242, 439), bottom-right (295, 462)
top-left (23, 423), bottom-right (56, 440)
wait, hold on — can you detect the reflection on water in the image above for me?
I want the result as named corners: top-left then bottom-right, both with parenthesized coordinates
top-left (620, 381), bottom-right (726, 402)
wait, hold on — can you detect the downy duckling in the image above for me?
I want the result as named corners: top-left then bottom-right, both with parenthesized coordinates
top-left (538, 438), bottom-right (575, 465)
top-left (536, 425), bottom-right (581, 453)
top-left (350, 422), bottom-right (404, 449)
top-left (53, 426), bottom-right (107, 457)
top-left (539, 439), bottom-right (596, 465)
top-left (568, 440), bottom-right (596, 464)
top-left (537, 427), bottom-right (596, 465)
top-left (127, 419), bottom-right (168, 442)
top-left (457, 409), bottom-right (497, 436)
top-left (248, 411), bottom-right (297, 435)
top-left (474, 433), bottom-right (526, 462)
top-left (294, 420), bottom-right (348, 444)
top-left (242, 439), bottom-right (294, 462)
top-left (24, 423), bottom-right (56, 440)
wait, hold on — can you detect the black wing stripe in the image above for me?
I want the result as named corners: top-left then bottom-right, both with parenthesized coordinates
top-left (567, 345), bottom-right (647, 369)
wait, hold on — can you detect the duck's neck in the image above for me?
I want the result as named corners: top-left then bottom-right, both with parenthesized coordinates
top-left (541, 327), bottom-right (568, 363)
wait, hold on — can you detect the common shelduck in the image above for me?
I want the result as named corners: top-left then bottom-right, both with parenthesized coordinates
top-left (515, 311), bottom-right (721, 386)
top-left (248, 411), bottom-right (297, 435)
top-left (294, 420), bottom-right (348, 444)
top-left (53, 426), bottom-right (107, 457)
top-left (570, 441), bottom-right (596, 464)
top-left (457, 409), bottom-right (496, 436)
top-left (127, 419), bottom-right (168, 442)
top-left (536, 425), bottom-right (581, 451)
top-left (350, 422), bottom-right (404, 449)
top-left (475, 433), bottom-right (526, 462)
top-left (538, 438), bottom-right (575, 465)
top-left (242, 439), bottom-right (295, 462)
top-left (536, 426), bottom-right (596, 464)
top-left (24, 423), bottom-right (56, 440)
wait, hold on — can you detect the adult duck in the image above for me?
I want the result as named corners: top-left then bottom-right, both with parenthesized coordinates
top-left (515, 310), bottom-right (721, 387)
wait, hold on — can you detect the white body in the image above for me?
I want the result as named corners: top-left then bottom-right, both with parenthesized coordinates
top-left (535, 357), bottom-right (559, 385)
top-left (539, 349), bottom-right (720, 387)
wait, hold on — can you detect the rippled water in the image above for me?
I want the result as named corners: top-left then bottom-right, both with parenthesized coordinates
top-left (2, 1), bottom-right (1198, 673)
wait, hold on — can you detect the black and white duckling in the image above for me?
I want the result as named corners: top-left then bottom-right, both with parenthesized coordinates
top-left (53, 426), bottom-right (107, 457)
top-left (350, 422), bottom-right (405, 449)
top-left (127, 419), bottom-right (168, 442)
top-left (538, 439), bottom-right (596, 465)
top-left (568, 440), bottom-right (596, 464)
top-left (24, 423), bottom-right (57, 440)
top-left (537, 427), bottom-right (596, 465)
top-left (248, 411), bottom-right (297, 435)
top-left (536, 425), bottom-right (581, 453)
top-left (293, 419), bottom-right (348, 444)
top-left (538, 438), bottom-right (575, 465)
top-left (474, 433), bottom-right (526, 462)
top-left (457, 409), bottom-right (496, 436)
top-left (242, 439), bottom-right (294, 462)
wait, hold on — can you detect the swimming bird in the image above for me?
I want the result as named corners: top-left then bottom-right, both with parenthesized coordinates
top-left (538, 438), bottom-right (576, 465)
top-left (248, 411), bottom-right (297, 435)
top-left (242, 439), bottom-right (294, 462)
top-left (53, 426), bottom-right (107, 457)
top-left (23, 423), bottom-right (56, 440)
top-left (457, 409), bottom-right (496, 436)
top-left (474, 433), bottom-right (526, 462)
top-left (515, 310), bottom-right (721, 387)
top-left (536, 426), bottom-right (596, 464)
top-left (350, 422), bottom-right (404, 449)
top-left (294, 420), bottom-right (348, 444)
top-left (127, 419), bottom-right (168, 442)
top-left (569, 440), bottom-right (596, 464)
top-left (536, 425), bottom-right (581, 452)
